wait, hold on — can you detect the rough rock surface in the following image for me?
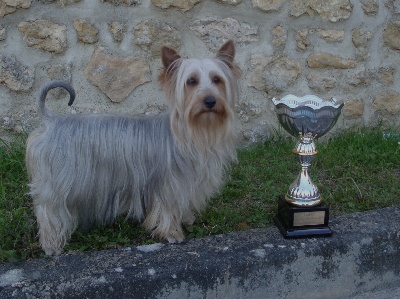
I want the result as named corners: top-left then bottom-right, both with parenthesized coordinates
top-left (190, 17), bottom-right (259, 50)
top-left (307, 53), bottom-right (356, 69)
top-left (383, 22), bottom-right (400, 50)
top-left (133, 20), bottom-right (181, 56)
top-left (344, 99), bottom-right (364, 117)
top-left (108, 21), bottom-right (126, 43)
top-left (151, 0), bottom-right (202, 11)
top-left (0, 55), bottom-right (35, 91)
top-left (84, 48), bottom-right (151, 103)
top-left (372, 92), bottom-right (400, 115)
top-left (18, 19), bottom-right (67, 54)
top-left (272, 25), bottom-right (287, 48)
top-left (252, 0), bottom-right (285, 12)
top-left (289, 0), bottom-right (353, 22)
top-left (250, 54), bottom-right (301, 94)
top-left (73, 19), bottom-right (99, 44)
top-left (316, 29), bottom-right (344, 42)
top-left (0, 0), bottom-right (31, 18)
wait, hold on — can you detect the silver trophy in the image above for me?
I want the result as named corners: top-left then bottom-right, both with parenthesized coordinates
top-left (272, 95), bottom-right (344, 237)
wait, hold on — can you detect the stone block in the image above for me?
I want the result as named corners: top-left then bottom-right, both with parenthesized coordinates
top-left (306, 74), bottom-right (336, 93)
top-left (360, 0), bottom-right (379, 15)
top-left (346, 71), bottom-right (372, 87)
top-left (133, 20), bottom-right (181, 56)
top-left (295, 29), bottom-right (310, 51)
top-left (373, 92), bottom-right (400, 115)
top-left (344, 99), bottom-right (364, 117)
top-left (84, 48), bottom-right (151, 103)
top-left (377, 67), bottom-right (395, 86)
top-left (383, 22), bottom-right (400, 50)
top-left (0, 55), bottom-right (35, 91)
top-left (73, 19), bottom-right (99, 44)
top-left (216, 0), bottom-right (242, 5)
top-left (316, 29), bottom-right (344, 42)
top-left (0, 0), bottom-right (31, 18)
top-left (190, 17), bottom-right (259, 50)
top-left (252, 0), bottom-right (285, 12)
top-left (385, 0), bottom-right (400, 14)
top-left (272, 25), bottom-right (287, 48)
top-left (290, 0), bottom-right (353, 22)
top-left (250, 54), bottom-right (301, 94)
top-left (352, 29), bottom-right (372, 48)
top-left (151, 0), bottom-right (202, 11)
top-left (18, 19), bottom-right (67, 54)
top-left (108, 21), bottom-right (127, 43)
top-left (307, 53), bottom-right (356, 69)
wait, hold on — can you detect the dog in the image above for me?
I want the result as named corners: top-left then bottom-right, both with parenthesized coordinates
top-left (26, 40), bottom-right (241, 256)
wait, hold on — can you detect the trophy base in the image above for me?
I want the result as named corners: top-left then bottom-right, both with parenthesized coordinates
top-left (274, 196), bottom-right (332, 238)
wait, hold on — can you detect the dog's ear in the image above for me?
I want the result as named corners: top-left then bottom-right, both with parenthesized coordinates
top-left (161, 46), bottom-right (181, 70)
top-left (216, 39), bottom-right (236, 66)
top-left (216, 39), bottom-right (241, 78)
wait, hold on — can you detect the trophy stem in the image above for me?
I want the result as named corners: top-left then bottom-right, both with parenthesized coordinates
top-left (285, 134), bottom-right (322, 207)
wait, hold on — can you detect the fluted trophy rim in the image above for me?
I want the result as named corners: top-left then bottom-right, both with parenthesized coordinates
top-left (272, 94), bottom-right (343, 110)
top-left (272, 94), bottom-right (344, 138)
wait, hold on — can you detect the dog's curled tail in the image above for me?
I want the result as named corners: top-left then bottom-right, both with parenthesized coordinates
top-left (39, 80), bottom-right (76, 118)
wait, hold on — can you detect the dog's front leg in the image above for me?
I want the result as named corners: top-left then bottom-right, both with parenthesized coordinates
top-left (142, 199), bottom-right (185, 243)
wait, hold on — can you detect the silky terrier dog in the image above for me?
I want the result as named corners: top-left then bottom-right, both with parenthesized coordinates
top-left (26, 40), bottom-right (241, 256)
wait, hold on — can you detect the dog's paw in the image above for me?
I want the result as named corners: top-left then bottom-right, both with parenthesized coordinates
top-left (166, 235), bottom-right (185, 244)
top-left (164, 229), bottom-right (185, 244)
top-left (43, 246), bottom-right (63, 256)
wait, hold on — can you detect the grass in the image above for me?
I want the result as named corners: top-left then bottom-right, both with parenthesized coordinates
top-left (0, 127), bottom-right (399, 262)
top-left (0, 134), bottom-right (37, 262)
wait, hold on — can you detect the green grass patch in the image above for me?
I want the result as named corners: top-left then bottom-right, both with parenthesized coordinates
top-left (0, 134), bottom-right (37, 262)
top-left (0, 128), bottom-right (399, 262)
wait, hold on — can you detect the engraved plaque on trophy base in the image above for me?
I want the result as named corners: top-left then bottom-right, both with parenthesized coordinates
top-left (274, 196), bottom-right (332, 238)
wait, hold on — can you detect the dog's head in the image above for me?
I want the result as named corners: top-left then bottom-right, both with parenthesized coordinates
top-left (159, 40), bottom-right (241, 152)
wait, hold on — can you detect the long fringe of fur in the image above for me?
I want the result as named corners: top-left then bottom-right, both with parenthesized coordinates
top-left (27, 40), bottom-right (241, 255)
top-left (27, 109), bottom-right (235, 254)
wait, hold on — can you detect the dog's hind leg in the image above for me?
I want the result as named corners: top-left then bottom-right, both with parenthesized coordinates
top-left (35, 202), bottom-right (77, 256)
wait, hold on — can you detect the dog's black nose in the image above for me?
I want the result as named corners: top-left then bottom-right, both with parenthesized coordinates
top-left (204, 96), bottom-right (216, 109)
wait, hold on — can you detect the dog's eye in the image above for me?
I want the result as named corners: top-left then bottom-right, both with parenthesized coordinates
top-left (187, 78), bottom-right (197, 86)
top-left (213, 76), bottom-right (221, 84)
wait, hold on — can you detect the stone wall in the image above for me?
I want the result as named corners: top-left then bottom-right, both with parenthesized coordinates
top-left (1, 0), bottom-right (399, 143)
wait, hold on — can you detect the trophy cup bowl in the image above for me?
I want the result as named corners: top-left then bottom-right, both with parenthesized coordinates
top-left (272, 94), bottom-right (344, 238)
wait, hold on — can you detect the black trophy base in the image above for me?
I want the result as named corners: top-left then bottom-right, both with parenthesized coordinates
top-left (274, 196), bottom-right (332, 238)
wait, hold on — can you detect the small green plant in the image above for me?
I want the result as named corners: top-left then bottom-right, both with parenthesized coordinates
top-left (0, 127), bottom-right (399, 262)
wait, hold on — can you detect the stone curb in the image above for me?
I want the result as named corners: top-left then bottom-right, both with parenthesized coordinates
top-left (1, 206), bottom-right (399, 298)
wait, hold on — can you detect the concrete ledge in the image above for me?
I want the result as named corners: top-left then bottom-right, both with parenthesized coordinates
top-left (1, 206), bottom-right (400, 298)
